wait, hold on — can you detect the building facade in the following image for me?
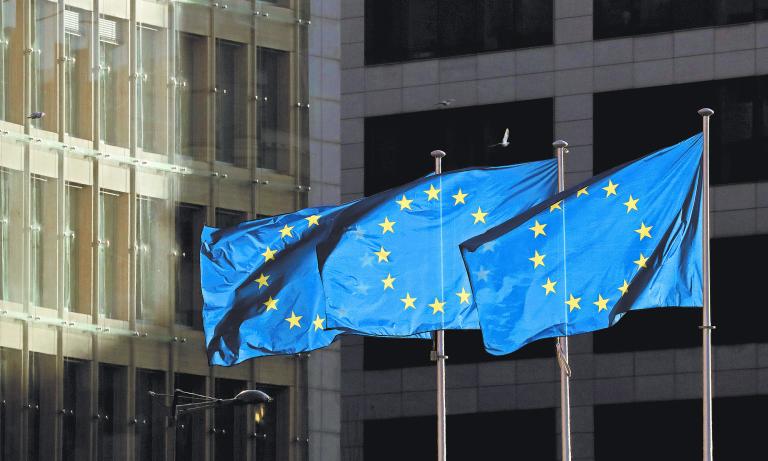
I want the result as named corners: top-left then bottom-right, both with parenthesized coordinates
top-left (340, 1), bottom-right (768, 460)
top-left (0, 0), bottom-right (343, 460)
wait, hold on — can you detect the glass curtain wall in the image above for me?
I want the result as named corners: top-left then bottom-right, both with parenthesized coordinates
top-left (0, 0), bottom-right (310, 459)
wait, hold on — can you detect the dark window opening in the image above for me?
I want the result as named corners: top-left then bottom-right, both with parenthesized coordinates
top-left (364, 408), bottom-right (556, 461)
top-left (135, 369), bottom-right (166, 461)
top-left (215, 208), bottom-right (247, 229)
top-left (174, 373), bottom-right (206, 461)
top-left (594, 76), bottom-right (768, 185)
top-left (214, 378), bottom-right (247, 461)
top-left (175, 203), bottom-right (206, 329)
top-left (98, 364), bottom-right (126, 461)
top-left (62, 359), bottom-right (89, 461)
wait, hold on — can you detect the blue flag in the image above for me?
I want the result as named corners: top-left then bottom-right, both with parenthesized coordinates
top-left (318, 160), bottom-right (558, 337)
top-left (460, 135), bottom-right (704, 355)
top-left (202, 205), bottom-right (352, 365)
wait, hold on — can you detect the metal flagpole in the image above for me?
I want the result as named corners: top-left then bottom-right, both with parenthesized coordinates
top-left (698, 108), bottom-right (714, 461)
top-left (553, 140), bottom-right (572, 461)
top-left (430, 149), bottom-right (447, 461)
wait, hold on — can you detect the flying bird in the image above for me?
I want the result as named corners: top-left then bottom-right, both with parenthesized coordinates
top-left (488, 128), bottom-right (510, 148)
top-left (27, 112), bottom-right (46, 119)
top-left (436, 98), bottom-right (455, 107)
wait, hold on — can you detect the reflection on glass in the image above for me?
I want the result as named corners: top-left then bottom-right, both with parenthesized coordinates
top-left (0, 168), bottom-right (10, 301)
top-left (176, 32), bottom-right (207, 159)
top-left (215, 378), bottom-right (247, 461)
top-left (175, 203), bottom-right (205, 328)
top-left (30, 176), bottom-right (44, 307)
top-left (215, 39), bottom-right (248, 165)
top-left (257, 47), bottom-right (289, 171)
top-left (135, 369), bottom-right (165, 461)
top-left (215, 207), bottom-right (246, 229)
top-left (62, 359), bottom-right (89, 461)
top-left (98, 364), bottom-right (125, 461)
top-left (98, 190), bottom-right (120, 319)
top-left (0, 0), bottom-right (22, 124)
top-left (1, 348), bottom-right (22, 459)
top-left (28, 353), bottom-right (55, 461)
top-left (137, 196), bottom-right (160, 322)
top-left (64, 184), bottom-right (82, 313)
top-left (99, 15), bottom-right (129, 147)
top-left (137, 24), bottom-right (166, 154)
top-left (64, 7), bottom-right (92, 140)
top-left (31, 0), bottom-right (57, 132)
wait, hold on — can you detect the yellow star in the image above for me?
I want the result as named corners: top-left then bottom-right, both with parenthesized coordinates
top-left (428, 298), bottom-right (445, 314)
top-left (255, 273), bottom-right (270, 288)
top-left (602, 180), bottom-right (619, 197)
top-left (635, 222), bottom-right (653, 240)
top-left (565, 294), bottom-right (581, 312)
top-left (529, 220), bottom-right (547, 238)
top-left (306, 214), bottom-right (321, 227)
top-left (618, 280), bottom-right (630, 295)
top-left (263, 296), bottom-right (279, 311)
top-left (396, 195), bottom-right (413, 210)
top-left (471, 207), bottom-right (488, 224)
top-left (576, 187), bottom-right (589, 197)
top-left (550, 201), bottom-right (562, 212)
top-left (261, 246), bottom-right (277, 262)
top-left (381, 273), bottom-right (396, 290)
top-left (593, 294), bottom-right (610, 312)
top-left (279, 224), bottom-right (294, 238)
top-left (455, 287), bottom-right (471, 305)
top-left (424, 184), bottom-right (441, 201)
top-left (529, 250), bottom-right (546, 268)
top-left (542, 278), bottom-right (557, 295)
top-left (623, 195), bottom-right (639, 213)
top-left (400, 293), bottom-right (417, 310)
top-left (634, 253), bottom-right (649, 269)
top-left (312, 314), bottom-right (325, 331)
top-left (452, 189), bottom-right (468, 205)
top-left (285, 311), bottom-right (302, 329)
top-left (378, 217), bottom-right (396, 234)
top-left (374, 246), bottom-right (391, 263)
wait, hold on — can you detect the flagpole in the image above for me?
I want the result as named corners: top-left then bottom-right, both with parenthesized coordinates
top-left (553, 139), bottom-right (572, 461)
top-left (430, 149), bottom-right (447, 461)
top-left (698, 108), bottom-right (714, 461)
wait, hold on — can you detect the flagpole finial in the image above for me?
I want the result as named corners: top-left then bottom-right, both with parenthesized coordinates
top-left (698, 108), bottom-right (714, 117)
top-left (431, 150), bottom-right (446, 159)
top-left (553, 140), bottom-right (568, 149)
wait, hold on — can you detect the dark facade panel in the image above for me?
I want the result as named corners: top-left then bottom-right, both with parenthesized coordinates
top-left (595, 396), bottom-right (768, 460)
top-left (594, 76), bottom-right (768, 185)
top-left (364, 408), bottom-right (556, 461)
top-left (365, 0), bottom-right (552, 65)
top-left (364, 99), bottom-right (554, 197)
top-left (595, 0), bottom-right (768, 40)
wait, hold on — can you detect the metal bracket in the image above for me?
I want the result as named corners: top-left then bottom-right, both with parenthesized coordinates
top-left (698, 325), bottom-right (717, 330)
top-left (429, 351), bottom-right (448, 361)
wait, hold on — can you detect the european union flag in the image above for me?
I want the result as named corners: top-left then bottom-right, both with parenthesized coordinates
top-left (202, 205), bottom-right (352, 365)
top-left (318, 160), bottom-right (558, 337)
top-left (460, 135), bottom-right (704, 355)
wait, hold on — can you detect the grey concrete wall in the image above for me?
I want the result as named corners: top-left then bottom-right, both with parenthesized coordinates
top-left (339, 0), bottom-right (768, 460)
top-left (308, 0), bottom-right (343, 459)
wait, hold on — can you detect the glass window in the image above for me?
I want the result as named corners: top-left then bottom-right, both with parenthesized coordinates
top-left (137, 196), bottom-right (166, 323)
top-left (0, 348), bottom-right (22, 460)
top-left (176, 32), bottom-right (208, 160)
top-left (62, 359), bottom-right (89, 461)
top-left (137, 24), bottom-right (167, 155)
top-left (64, 7), bottom-right (93, 140)
top-left (135, 369), bottom-right (165, 461)
top-left (175, 203), bottom-right (205, 328)
top-left (365, 0), bottom-right (551, 65)
top-left (216, 39), bottom-right (248, 166)
top-left (0, 0), bottom-right (22, 124)
top-left (30, 175), bottom-right (57, 309)
top-left (31, 0), bottom-right (58, 132)
top-left (98, 364), bottom-right (126, 461)
top-left (64, 183), bottom-right (89, 314)
top-left (0, 168), bottom-right (22, 303)
top-left (98, 15), bottom-right (129, 147)
top-left (28, 353), bottom-right (55, 461)
top-left (98, 190), bottom-right (127, 320)
top-left (252, 385), bottom-right (287, 461)
top-left (714, 0), bottom-right (755, 24)
top-left (215, 207), bottom-right (246, 229)
top-left (214, 378), bottom-right (247, 461)
top-left (174, 373), bottom-right (206, 461)
top-left (257, 47), bottom-right (290, 171)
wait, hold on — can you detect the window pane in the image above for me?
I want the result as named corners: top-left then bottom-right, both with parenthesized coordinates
top-left (364, 0), bottom-right (406, 64)
top-left (479, 0), bottom-right (515, 50)
top-left (135, 369), bottom-right (165, 461)
top-left (404, 0), bottom-right (438, 60)
top-left (253, 385), bottom-right (288, 461)
top-left (216, 39), bottom-right (248, 165)
top-left (214, 378), bottom-right (247, 461)
top-left (0, 348), bottom-right (22, 460)
top-left (714, 0), bottom-right (755, 24)
top-left (28, 353), bottom-right (55, 461)
top-left (137, 24), bottom-right (167, 155)
top-left (633, 0), bottom-right (673, 34)
top-left (513, 0), bottom-right (553, 47)
top-left (31, 0), bottom-right (58, 132)
top-left (98, 15), bottom-right (129, 147)
top-left (137, 197), bottom-right (166, 323)
top-left (64, 7), bottom-right (92, 140)
top-left (0, 0), bottom-right (23, 124)
top-left (175, 373), bottom-right (205, 461)
top-left (62, 359), bottom-right (89, 461)
top-left (30, 175), bottom-right (57, 309)
top-left (0, 168), bottom-right (21, 303)
top-left (98, 191), bottom-right (126, 319)
top-left (177, 32), bottom-right (208, 159)
top-left (257, 47), bottom-right (290, 171)
top-left (215, 208), bottom-right (246, 229)
top-left (98, 364), bottom-right (126, 461)
top-left (438, 0), bottom-right (478, 56)
top-left (175, 203), bottom-right (205, 328)
top-left (64, 184), bottom-right (89, 314)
